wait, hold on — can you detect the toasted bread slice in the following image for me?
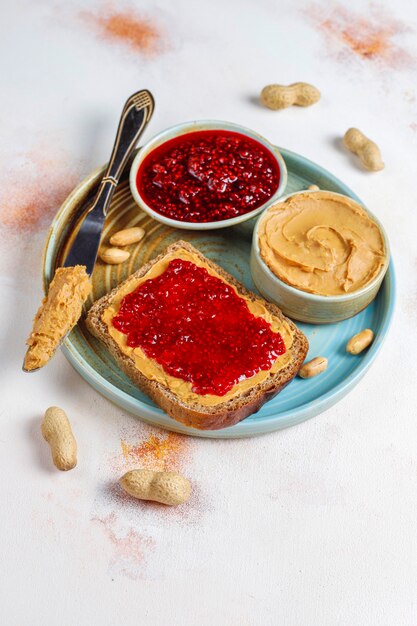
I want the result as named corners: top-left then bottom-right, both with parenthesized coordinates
top-left (86, 241), bottom-right (308, 430)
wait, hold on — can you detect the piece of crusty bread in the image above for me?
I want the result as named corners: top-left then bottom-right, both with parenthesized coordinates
top-left (86, 241), bottom-right (308, 430)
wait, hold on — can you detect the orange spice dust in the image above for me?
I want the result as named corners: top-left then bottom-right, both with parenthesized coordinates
top-left (0, 149), bottom-right (79, 234)
top-left (305, 4), bottom-right (413, 68)
top-left (121, 432), bottom-right (190, 472)
top-left (83, 9), bottom-right (164, 56)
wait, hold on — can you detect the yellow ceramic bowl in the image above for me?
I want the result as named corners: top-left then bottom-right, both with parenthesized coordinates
top-left (250, 190), bottom-right (390, 324)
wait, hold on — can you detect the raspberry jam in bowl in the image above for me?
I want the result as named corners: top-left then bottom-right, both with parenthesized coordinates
top-left (129, 121), bottom-right (287, 230)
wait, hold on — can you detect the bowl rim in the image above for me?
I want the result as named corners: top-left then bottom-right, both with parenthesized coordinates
top-left (129, 119), bottom-right (288, 230)
top-left (252, 189), bottom-right (391, 303)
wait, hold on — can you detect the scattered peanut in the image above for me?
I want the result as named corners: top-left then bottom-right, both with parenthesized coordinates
top-left (120, 469), bottom-right (191, 506)
top-left (99, 247), bottom-right (130, 265)
top-left (298, 356), bottom-right (328, 379)
top-left (41, 407), bottom-right (77, 471)
top-left (260, 82), bottom-right (320, 110)
top-left (343, 128), bottom-right (384, 171)
top-left (346, 329), bottom-right (374, 355)
top-left (308, 184), bottom-right (320, 191)
top-left (110, 226), bottom-right (145, 247)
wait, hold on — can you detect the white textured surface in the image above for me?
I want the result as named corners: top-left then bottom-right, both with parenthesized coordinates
top-left (1, 1), bottom-right (417, 624)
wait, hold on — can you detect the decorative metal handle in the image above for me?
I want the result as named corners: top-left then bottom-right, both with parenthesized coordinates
top-left (89, 90), bottom-right (154, 216)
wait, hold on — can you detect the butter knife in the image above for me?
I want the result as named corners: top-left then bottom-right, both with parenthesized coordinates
top-left (64, 89), bottom-right (154, 274)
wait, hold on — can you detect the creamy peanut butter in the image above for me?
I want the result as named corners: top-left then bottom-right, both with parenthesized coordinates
top-left (24, 266), bottom-right (91, 371)
top-left (258, 191), bottom-right (386, 296)
top-left (102, 249), bottom-right (294, 406)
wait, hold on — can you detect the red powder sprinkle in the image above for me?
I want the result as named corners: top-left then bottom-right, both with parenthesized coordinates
top-left (305, 4), bottom-right (413, 68)
top-left (0, 150), bottom-right (79, 234)
top-left (121, 432), bottom-right (190, 472)
top-left (83, 9), bottom-right (164, 56)
top-left (92, 512), bottom-right (154, 580)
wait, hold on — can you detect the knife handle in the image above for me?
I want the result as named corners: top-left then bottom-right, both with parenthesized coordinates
top-left (89, 90), bottom-right (155, 217)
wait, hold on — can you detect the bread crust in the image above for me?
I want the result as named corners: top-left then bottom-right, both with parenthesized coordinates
top-left (86, 241), bottom-right (309, 430)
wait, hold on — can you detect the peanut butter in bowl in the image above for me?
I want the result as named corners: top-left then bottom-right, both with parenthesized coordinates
top-left (258, 190), bottom-right (386, 296)
top-left (251, 190), bottom-right (390, 324)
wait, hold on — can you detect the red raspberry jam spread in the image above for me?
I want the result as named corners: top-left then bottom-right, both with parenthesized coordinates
top-left (136, 130), bottom-right (280, 223)
top-left (112, 258), bottom-right (286, 396)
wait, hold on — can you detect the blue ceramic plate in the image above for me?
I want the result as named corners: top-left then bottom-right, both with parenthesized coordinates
top-left (43, 147), bottom-right (396, 438)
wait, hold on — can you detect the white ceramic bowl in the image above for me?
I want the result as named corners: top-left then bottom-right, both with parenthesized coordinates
top-left (250, 190), bottom-right (390, 324)
top-left (129, 120), bottom-right (287, 230)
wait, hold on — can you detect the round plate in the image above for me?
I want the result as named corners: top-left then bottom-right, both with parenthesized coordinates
top-left (43, 147), bottom-right (396, 438)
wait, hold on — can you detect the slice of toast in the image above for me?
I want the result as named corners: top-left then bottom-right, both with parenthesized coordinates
top-left (86, 241), bottom-right (308, 430)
